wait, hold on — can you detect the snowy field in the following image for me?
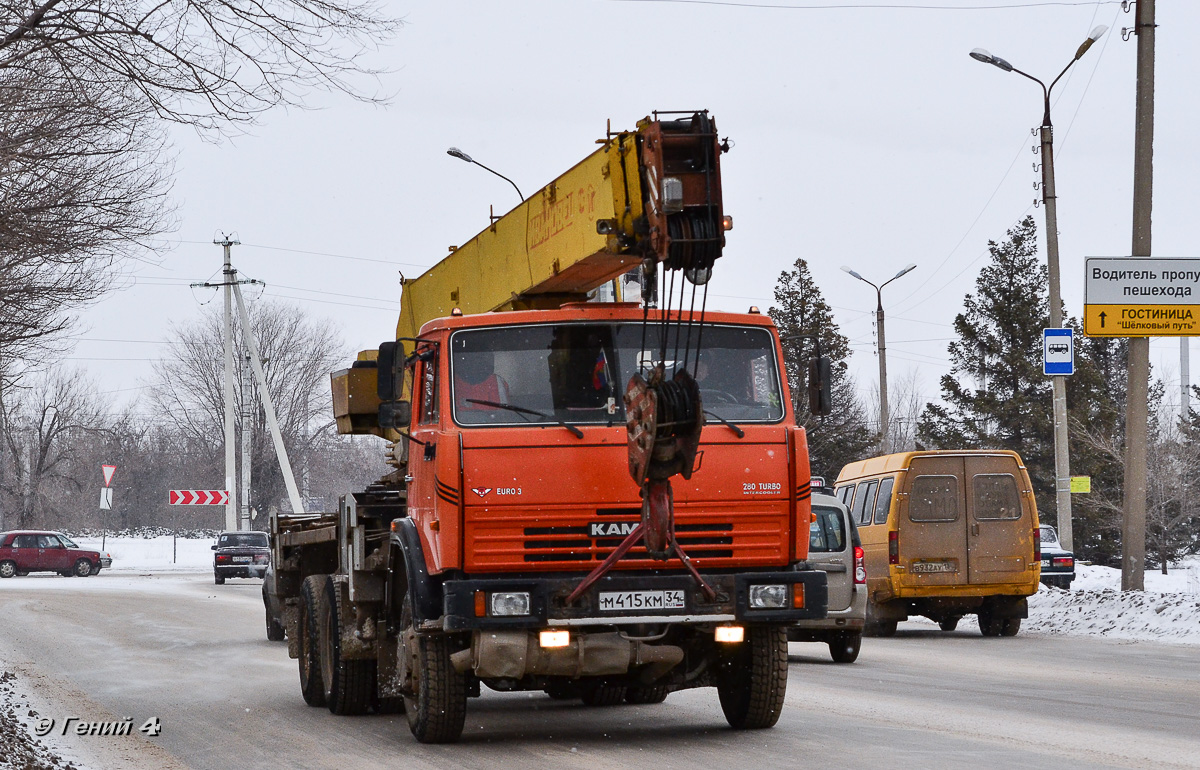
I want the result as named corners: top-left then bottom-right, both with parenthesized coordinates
top-left (20, 536), bottom-right (1200, 646)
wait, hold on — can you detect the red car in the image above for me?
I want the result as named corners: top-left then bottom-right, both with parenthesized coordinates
top-left (0, 531), bottom-right (106, 578)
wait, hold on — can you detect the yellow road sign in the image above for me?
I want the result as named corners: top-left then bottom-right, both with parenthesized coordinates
top-left (1084, 304), bottom-right (1200, 337)
top-left (1070, 476), bottom-right (1091, 494)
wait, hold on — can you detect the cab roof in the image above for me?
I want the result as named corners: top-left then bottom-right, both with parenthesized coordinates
top-left (417, 303), bottom-right (777, 337)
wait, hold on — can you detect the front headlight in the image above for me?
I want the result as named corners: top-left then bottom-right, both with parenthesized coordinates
top-left (749, 584), bottom-right (788, 609)
top-left (489, 591), bottom-right (531, 617)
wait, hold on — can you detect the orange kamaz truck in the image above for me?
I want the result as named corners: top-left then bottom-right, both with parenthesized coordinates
top-left (267, 112), bottom-right (831, 743)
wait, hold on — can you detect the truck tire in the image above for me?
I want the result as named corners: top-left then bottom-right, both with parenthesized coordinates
top-left (625, 686), bottom-right (669, 704)
top-left (266, 604), bottom-right (286, 642)
top-left (580, 683), bottom-right (627, 706)
top-left (320, 578), bottom-right (375, 715)
top-left (977, 610), bottom-right (1002, 637)
top-left (1000, 617), bottom-right (1021, 637)
top-left (717, 624), bottom-right (788, 730)
top-left (298, 574), bottom-right (328, 707)
top-left (400, 594), bottom-right (467, 743)
top-left (828, 631), bottom-right (861, 663)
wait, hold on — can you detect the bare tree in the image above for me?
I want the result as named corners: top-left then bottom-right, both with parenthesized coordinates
top-left (1, 0), bottom-right (399, 133)
top-left (877, 368), bottom-right (924, 453)
top-left (0, 366), bottom-right (110, 529)
top-left (145, 299), bottom-right (357, 514)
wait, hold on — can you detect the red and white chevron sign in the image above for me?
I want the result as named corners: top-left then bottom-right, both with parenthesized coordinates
top-left (168, 490), bottom-right (230, 505)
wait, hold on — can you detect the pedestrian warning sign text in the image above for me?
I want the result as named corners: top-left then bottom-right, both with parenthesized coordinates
top-left (1084, 258), bottom-right (1200, 337)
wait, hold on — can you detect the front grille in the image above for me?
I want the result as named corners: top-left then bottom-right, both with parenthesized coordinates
top-left (466, 506), bottom-right (788, 571)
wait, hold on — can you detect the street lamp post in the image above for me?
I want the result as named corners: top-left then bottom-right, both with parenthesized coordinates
top-left (841, 263), bottom-right (918, 453)
top-left (970, 25), bottom-right (1107, 553)
top-left (447, 147), bottom-right (524, 201)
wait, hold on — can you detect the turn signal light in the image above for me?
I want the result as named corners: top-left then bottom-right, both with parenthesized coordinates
top-left (888, 530), bottom-right (899, 565)
top-left (854, 545), bottom-right (867, 585)
top-left (792, 583), bottom-right (806, 608)
top-left (474, 590), bottom-right (486, 617)
top-left (540, 630), bottom-right (570, 648)
top-left (715, 625), bottom-right (744, 643)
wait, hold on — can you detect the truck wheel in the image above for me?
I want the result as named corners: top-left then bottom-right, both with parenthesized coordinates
top-left (298, 574), bottom-right (328, 707)
top-left (73, 559), bottom-right (92, 577)
top-left (320, 578), bottom-right (375, 715)
top-left (215, 574), bottom-right (225, 585)
top-left (1000, 618), bottom-right (1021, 637)
top-left (400, 595), bottom-right (467, 743)
top-left (580, 683), bottom-right (627, 706)
top-left (828, 631), bottom-right (861, 663)
top-left (0, 561), bottom-right (16, 579)
top-left (939, 617), bottom-right (960, 632)
top-left (266, 605), bottom-right (285, 642)
top-left (717, 624), bottom-right (788, 730)
top-left (625, 686), bottom-right (669, 704)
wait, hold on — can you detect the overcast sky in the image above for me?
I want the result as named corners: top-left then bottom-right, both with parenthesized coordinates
top-left (70, 0), bottom-right (1199, 427)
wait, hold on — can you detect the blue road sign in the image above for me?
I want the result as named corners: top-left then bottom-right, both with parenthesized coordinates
top-left (1044, 328), bottom-right (1074, 376)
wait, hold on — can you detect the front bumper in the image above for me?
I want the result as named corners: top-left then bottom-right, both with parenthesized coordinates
top-left (442, 569), bottom-right (829, 631)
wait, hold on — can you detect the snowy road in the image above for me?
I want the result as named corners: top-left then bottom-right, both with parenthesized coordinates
top-left (2, 572), bottom-right (1199, 769)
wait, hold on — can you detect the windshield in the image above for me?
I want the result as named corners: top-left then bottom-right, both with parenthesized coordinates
top-left (450, 322), bottom-right (785, 426)
top-left (57, 534), bottom-right (78, 548)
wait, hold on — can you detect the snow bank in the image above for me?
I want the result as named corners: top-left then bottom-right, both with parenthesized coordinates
top-left (72, 535), bottom-right (215, 572)
top-left (1027, 562), bottom-right (1200, 646)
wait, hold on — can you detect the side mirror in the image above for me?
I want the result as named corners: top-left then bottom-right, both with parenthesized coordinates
top-left (377, 341), bottom-right (399, 401)
top-left (211, 544), bottom-right (217, 550)
top-left (807, 356), bottom-right (833, 416)
top-left (379, 400), bottom-right (413, 430)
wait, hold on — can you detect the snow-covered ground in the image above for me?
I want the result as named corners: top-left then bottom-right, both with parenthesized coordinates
top-left (74, 534), bottom-right (221, 572)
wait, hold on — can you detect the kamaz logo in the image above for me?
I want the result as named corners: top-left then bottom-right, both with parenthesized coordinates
top-left (590, 521), bottom-right (637, 538)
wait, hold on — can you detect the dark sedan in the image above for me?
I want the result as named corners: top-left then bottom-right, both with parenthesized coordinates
top-left (1039, 524), bottom-right (1075, 589)
top-left (0, 531), bottom-right (105, 578)
top-left (212, 531), bottom-right (270, 584)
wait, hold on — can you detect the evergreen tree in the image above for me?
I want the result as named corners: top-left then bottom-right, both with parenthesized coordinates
top-left (918, 216), bottom-right (1057, 512)
top-left (769, 258), bottom-right (874, 480)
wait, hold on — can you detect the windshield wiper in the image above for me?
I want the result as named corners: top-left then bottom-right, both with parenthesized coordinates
top-left (704, 410), bottom-right (745, 439)
top-left (465, 399), bottom-right (584, 439)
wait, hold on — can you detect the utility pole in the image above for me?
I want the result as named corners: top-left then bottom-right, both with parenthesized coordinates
top-left (240, 351), bottom-right (253, 531)
top-left (1182, 339), bottom-right (1190, 423)
top-left (1123, 0), bottom-right (1155, 592)
top-left (216, 234), bottom-right (239, 532)
top-left (1040, 124), bottom-right (1075, 553)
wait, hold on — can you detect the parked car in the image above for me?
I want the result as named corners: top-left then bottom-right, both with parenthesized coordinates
top-left (1038, 525), bottom-right (1075, 589)
top-left (786, 489), bottom-right (867, 662)
top-left (0, 531), bottom-right (106, 578)
top-left (212, 530), bottom-right (270, 584)
top-left (57, 534), bottom-right (111, 572)
top-left (262, 562), bottom-right (286, 641)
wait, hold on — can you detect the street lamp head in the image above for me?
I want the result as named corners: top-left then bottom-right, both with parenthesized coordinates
top-left (969, 48), bottom-right (1014, 72)
top-left (840, 265), bottom-right (864, 281)
top-left (446, 147), bottom-right (474, 163)
top-left (1075, 25), bottom-right (1108, 60)
top-left (893, 263), bottom-right (917, 280)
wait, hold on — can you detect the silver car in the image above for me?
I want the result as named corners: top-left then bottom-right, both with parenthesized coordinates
top-left (787, 490), bottom-right (867, 662)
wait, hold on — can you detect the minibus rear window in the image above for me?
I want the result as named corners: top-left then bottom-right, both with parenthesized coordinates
top-left (973, 474), bottom-right (1021, 520)
top-left (910, 475), bottom-right (959, 522)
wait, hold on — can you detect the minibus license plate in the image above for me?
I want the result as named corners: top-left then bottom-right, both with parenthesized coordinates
top-left (599, 590), bottom-right (685, 611)
top-left (911, 561), bottom-right (955, 574)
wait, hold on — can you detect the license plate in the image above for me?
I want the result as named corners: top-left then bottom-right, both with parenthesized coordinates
top-left (232, 556), bottom-right (251, 563)
top-left (911, 560), bottom-right (956, 574)
top-left (598, 590), bottom-right (685, 611)
top-left (1041, 558), bottom-right (1051, 568)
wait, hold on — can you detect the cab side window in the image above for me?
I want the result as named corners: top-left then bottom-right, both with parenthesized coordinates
top-left (873, 477), bottom-right (895, 525)
top-left (852, 480), bottom-right (878, 526)
top-left (419, 357), bottom-right (439, 425)
top-left (13, 535), bottom-right (37, 549)
top-left (910, 475), bottom-right (959, 522)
